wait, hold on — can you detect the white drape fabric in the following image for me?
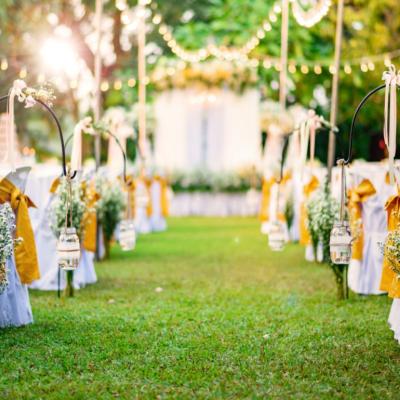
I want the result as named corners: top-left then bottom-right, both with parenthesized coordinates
top-left (389, 299), bottom-right (400, 344)
top-left (153, 88), bottom-right (261, 172)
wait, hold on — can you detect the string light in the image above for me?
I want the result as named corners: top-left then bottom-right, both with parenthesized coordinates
top-left (291, 0), bottom-right (332, 28)
top-left (0, 59), bottom-right (8, 71)
top-left (114, 79), bottom-right (122, 90)
top-left (344, 64), bottom-right (352, 74)
top-left (19, 67), bottom-right (27, 79)
top-left (151, 1), bottom-right (282, 62)
top-left (100, 81), bottom-right (110, 92)
top-left (300, 64), bottom-right (309, 74)
top-left (314, 65), bottom-right (322, 74)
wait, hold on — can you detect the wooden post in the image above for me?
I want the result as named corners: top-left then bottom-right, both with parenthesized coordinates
top-left (94, 0), bottom-right (103, 261)
top-left (327, 0), bottom-right (345, 178)
top-left (279, 0), bottom-right (289, 109)
top-left (138, 3), bottom-right (147, 163)
top-left (94, 0), bottom-right (103, 168)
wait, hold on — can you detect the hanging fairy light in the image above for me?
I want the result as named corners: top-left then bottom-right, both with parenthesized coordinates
top-left (330, 159), bottom-right (352, 264)
top-left (57, 175), bottom-right (81, 271)
top-left (292, 0), bottom-right (332, 28)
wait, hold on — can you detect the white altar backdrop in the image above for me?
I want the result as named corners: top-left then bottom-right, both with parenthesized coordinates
top-left (154, 89), bottom-right (261, 172)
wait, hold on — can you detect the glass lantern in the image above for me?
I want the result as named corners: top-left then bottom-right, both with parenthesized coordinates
top-left (119, 219), bottom-right (136, 251)
top-left (57, 227), bottom-right (81, 270)
top-left (329, 221), bottom-right (352, 264)
top-left (268, 221), bottom-right (286, 251)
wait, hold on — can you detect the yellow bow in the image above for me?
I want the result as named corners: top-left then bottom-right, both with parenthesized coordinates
top-left (49, 177), bottom-right (60, 194)
top-left (81, 180), bottom-right (100, 253)
top-left (347, 179), bottom-right (376, 261)
top-left (0, 178), bottom-right (40, 284)
top-left (380, 192), bottom-right (400, 298)
top-left (300, 175), bottom-right (319, 246)
top-left (154, 176), bottom-right (169, 217)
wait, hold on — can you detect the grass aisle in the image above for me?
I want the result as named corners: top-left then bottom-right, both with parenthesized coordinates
top-left (1, 217), bottom-right (399, 399)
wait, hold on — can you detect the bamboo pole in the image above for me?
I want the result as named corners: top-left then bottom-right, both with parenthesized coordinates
top-left (94, 0), bottom-right (103, 169)
top-left (138, 3), bottom-right (147, 163)
top-left (279, 0), bottom-right (289, 109)
top-left (327, 0), bottom-right (345, 178)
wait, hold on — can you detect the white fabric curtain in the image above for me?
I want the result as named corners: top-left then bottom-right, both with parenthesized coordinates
top-left (154, 88), bottom-right (261, 172)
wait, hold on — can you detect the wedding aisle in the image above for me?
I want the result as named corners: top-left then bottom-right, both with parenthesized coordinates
top-left (1, 217), bottom-right (399, 399)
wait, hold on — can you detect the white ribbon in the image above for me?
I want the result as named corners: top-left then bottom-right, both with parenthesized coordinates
top-left (299, 110), bottom-right (322, 178)
top-left (71, 117), bottom-right (94, 172)
top-left (383, 65), bottom-right (400, 184)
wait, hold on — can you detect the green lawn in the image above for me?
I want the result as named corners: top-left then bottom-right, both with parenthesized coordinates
top-left (1, 217), bottom-right (399, 399)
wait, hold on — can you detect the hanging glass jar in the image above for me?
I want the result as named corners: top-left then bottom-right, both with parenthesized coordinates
top-left (329, 221), bottom-right (352, 264)
top-left (57, 227), bottom-right (81, 270)
top-left (268, 221), bottom-right (286, 251)
top-left (118, 180), bottom-right (136, 251)
top-left (56, 174), bottom-right (81, 270)
top-left (119, 219), bottom-right (136, 251)
top-left (268, 181), bottom-right (286, 251)
top-left (330, 159), bottom-right (352, 264)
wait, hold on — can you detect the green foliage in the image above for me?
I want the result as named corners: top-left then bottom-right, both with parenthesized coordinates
top-left (0, 218), bottom-right (399, 398)
top-left (95, 176), bottom-right (126, 242)
top-left (49, 177), bottom-right (86, 238)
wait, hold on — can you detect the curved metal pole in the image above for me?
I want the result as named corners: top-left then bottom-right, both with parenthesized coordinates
top-left (343, 83), bottom-right (386, 164)
top-left (0, 94), bottom-right (70, 177)
top-left (65, 129), bottom-right (128, 184)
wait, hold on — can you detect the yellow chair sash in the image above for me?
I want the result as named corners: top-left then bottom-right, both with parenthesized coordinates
top-left (81, 181), bottom-right (100, 253)
top-left (125, 176), bottom-right (136, 219)
top-left (154, 176), bottom-right (169, 217)
top-left (300, 175), bottom-right (319, 246)
top-left (380, 192), bottom-right (400, 298)
top-left (347, 179), bottom-right (376, 261)
top-left (144, 177), bottom-right (153, 217)
top-left (259, 172), bottom-right (292, 223)
top-left (0, 178), bottom-right (40, 284)
top-left (49, 177), bottom-right (60, 194)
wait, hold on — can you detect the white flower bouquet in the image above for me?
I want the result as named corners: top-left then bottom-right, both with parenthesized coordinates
top-left (95, 175), bottom-right (126, 257)
top-left (49, 177), bottom-right (86, 239)
top-left (0, 203), bottom-right (16, 294)
top-left (383, 227), bottom-right (400, 278)
top-left (306, 180), bottom-right (339, 263)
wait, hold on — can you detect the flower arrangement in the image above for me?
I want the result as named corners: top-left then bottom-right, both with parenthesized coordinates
top-left (260, 100), bottom-right (308, 135)
top-left (103, 107), bottom-right (135, 139)
top-left (306, 180), bottom-right (339, 263)
top-left (169, 168), bottom-right (262, 193)
top-left (151, 59), bottom-right (258, 93)
top-left (307, 180), bottom-right (352, 300)
top-left (0, 203), bottom-right (17, 294)
top-left (49, 177), bottom-right (86, 239)
top-left (383, 226), bottom-right (400, 278)
top-left (95, 175), bottom-right (126, 258)
top-left (13, 79), bottom-right (56, 108)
